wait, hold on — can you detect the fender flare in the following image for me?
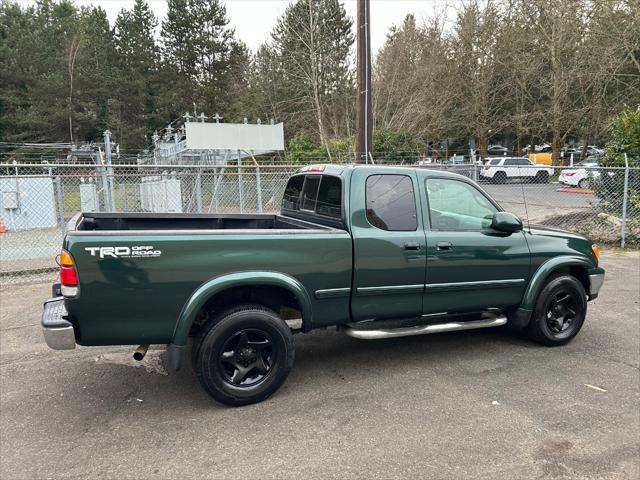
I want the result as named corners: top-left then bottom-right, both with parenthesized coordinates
top-left (520, 255), bottom-right (592, 311)
top-left (170, 271), bottom-right (313, 349)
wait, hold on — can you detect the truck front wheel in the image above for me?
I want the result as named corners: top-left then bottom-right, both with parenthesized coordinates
top-left (527, 275), bottom-right (587, 346)
top-left (193, 305), bottom-right (294, 406)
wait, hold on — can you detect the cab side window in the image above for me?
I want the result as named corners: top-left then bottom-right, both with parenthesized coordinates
top-left (282, 175), bottom-right (304, 210)
top-left (300, 176), bottom-right (321, 211)
top-left (426, 179), bottom-right (497, 230)
top-left (366, 174), bottom-right (417, 231)
top-left (315, 175), bottom-right (342, 219)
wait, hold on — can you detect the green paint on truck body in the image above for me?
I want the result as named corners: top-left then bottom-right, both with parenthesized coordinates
top-left (60, 165), bottom-right (602, 348)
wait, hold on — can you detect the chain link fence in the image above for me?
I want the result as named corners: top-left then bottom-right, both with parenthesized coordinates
top-left (1, 159), bottom-right (638, 284)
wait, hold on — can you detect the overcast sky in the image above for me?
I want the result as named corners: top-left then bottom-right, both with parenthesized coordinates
top-left (18, 0), bottom-right (450, 53)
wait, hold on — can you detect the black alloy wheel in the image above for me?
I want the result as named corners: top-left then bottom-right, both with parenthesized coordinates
top-left (528, 275), bottom-right (587, 346)
top-left (219, 328), bottom-right (274, 387)
top-left (545, 291), bottom-right (579, 335)
top-left (194, 305), bottom-right (294, 406)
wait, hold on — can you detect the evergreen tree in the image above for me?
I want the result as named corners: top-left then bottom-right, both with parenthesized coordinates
top-left (159, 0), bottom-right (247, 121)
top-left (0, 1), bottom-right (116, 144)
top-left (113, 0), bottom-right (160, 148)
top-left (74, 5), bottom-right (116, 142)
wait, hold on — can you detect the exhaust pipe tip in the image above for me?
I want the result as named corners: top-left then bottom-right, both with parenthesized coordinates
top-left (133, 344), bottom-right (149, 361)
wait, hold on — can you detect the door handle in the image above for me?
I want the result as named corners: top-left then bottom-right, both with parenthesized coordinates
top-left (436, 241), bottom-right (452, 251)
top-left (403, 242), bottom-right (421, 251)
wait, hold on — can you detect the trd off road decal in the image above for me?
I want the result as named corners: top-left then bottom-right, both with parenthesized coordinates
top-left (84, 246), bottom-right (162, 259)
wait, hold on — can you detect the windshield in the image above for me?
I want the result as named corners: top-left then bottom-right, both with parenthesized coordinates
top-left (577, 161), bottom-right (598, 167)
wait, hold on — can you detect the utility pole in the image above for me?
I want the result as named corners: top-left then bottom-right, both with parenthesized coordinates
top-left (355, 0), bottom-right (372, 164)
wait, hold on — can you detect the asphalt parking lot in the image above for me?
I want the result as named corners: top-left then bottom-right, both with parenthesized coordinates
top-left (482, 182), bottom-right (595, 209)
top-left (1, 250), bottom-right (638, 479)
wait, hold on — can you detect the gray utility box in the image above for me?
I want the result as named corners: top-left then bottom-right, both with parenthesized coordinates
top-left (0, 176), bottom-right (57, 231)
top-left (3, 191), bottom-right (19, 210)
top-left (79, 183), bottom-right (100, 212)
top-left (140, 177), bottom-right (183, 213)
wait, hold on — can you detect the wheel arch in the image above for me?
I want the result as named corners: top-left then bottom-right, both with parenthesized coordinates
top-left (520, 256), bottom-right (592, 311)
top-left (170, 271), bottom-right (313, 350)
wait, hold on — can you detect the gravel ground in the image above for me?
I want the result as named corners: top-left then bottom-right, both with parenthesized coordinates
top-left (1, 250), bottom-right (638, 480)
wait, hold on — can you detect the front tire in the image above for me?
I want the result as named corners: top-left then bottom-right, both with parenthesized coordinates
top-left (194, 305), bottom-right (294, 406)
top-left (527, 275), bottom-right (587, 346)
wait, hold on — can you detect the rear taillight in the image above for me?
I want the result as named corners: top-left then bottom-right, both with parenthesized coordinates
top-left (58, 250), bottom-right (79, 297)
top-left (565, 172), bottom-right (576, 176)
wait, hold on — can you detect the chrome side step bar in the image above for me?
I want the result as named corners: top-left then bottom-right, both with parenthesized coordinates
top-left (342, 312), bottom-right (507, 340)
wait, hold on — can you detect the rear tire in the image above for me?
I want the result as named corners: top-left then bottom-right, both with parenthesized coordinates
top-left (493, 171), bottom-right (507, 184)
top-left (193, 305), bottom-right (294, 406)
top-left (535, 171), bottom-right (549, 183)
top-left (578, 178), bottom-right (589, 189)
top-left (527, 275), bottom-right (587, 346)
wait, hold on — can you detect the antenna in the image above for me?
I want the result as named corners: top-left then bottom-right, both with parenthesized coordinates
top-left (519, 164), bottom-right (532, 233)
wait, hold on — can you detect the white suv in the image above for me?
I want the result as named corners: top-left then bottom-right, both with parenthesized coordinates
top-left (481, 157), bottom-right (554, 184)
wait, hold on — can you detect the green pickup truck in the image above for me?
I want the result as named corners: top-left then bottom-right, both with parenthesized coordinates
top-left (42, 164), bottom-right (605, 405)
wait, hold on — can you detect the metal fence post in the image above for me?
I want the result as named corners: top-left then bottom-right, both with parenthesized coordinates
top-left (256, 166), bottom-right (263, 213)
top-left (55, 174), bottom-right (65, 234)
top-left (195, 169), bottom-right (202, 213)
top-left (620, 153), bottom-right (629, 248)
top-left (237, 150), bottom-right (244, 213)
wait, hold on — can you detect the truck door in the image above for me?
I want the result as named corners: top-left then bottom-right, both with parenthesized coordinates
top-left (420, 176), bottom-right (530, 315)
top-left (350, 169), bottom-right (427, 322)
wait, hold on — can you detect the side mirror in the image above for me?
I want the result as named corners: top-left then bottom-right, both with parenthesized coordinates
top-left (491, 212), bottom-right (523, 233)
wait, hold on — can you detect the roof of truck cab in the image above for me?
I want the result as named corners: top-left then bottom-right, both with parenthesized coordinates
top-left (296, 163), bottom-right (476, 180)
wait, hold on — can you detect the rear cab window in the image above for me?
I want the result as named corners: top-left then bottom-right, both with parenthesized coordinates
top-left (281, 174), bottom-right (344, 227)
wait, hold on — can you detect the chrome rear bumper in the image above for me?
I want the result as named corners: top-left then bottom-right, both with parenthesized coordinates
top-left (42, 297), bottom-right (76, 350)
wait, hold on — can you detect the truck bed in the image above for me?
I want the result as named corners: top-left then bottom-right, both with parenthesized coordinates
top-left (63, 211), bottom-right (353, 346)
top-left (75, 212), bottom-right (337, 232)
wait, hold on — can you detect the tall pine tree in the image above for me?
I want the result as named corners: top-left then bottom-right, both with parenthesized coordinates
top-left (113, 0), bottom-right (160, 149)
top-left (159, 0), bottom-right (248, 122)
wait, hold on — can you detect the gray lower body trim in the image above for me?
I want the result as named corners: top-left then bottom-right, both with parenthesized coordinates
top-left (509, 307), bottom-right (533, 329)
top-left (425, 278), bottom-right (525, 292)
top-left (315, 288), bottom-right (351, 299)
top-left (356, 284), bottom-right (424, 296)
top-left (589, 273), bottom-right (605, 296)
top-left (166, 343), bottom-right (186, 371)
